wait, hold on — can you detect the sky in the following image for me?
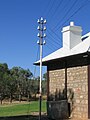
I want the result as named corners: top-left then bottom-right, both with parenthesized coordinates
top-left (0, 0), bottom-right (90, 77)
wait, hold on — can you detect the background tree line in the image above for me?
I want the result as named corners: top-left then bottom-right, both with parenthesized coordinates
top-left (0, 63), bottom-right (47, 104)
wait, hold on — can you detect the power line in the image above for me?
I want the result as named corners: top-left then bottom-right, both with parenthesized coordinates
top-left (41, 0), bottom-right (70, 50)
top-left (44, 44), bottom-right (56, 51)
top-left (43, 45), bottom-right (58, 58)
top-left (45, 0), bottom-right (77, 48)
top-left (47, 27), bottom-right (70, 49)
top-left (48, 0), bottom-right (64, 22)
top-left (48, 0), bottom-right (70, 27)
top-left (47, 28), bottom-right (67, 48)
top-left (47, 0), bottom-right (89, 48)
top-left (42, 0), bottom-right (52, 17)
top-left (39, 0), bottom-right (90, 56)
top-left (47, 29), bottom-right (61, 46)
top-left (47, 35), bottom-right (61, 47)
top-left (46, 37), bottom-right (60, 49)
top-left (48, 28), bottom-right (61, 40)
top-left (55, 0), bottom-right (89, 31)
top-left (53, 0), bottom-right (79, 30)
top-left (45, 0), bottom-right (56, 18)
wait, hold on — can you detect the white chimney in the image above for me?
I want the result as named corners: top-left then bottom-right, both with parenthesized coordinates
top-left (62, 22), bottom-right (82, 49)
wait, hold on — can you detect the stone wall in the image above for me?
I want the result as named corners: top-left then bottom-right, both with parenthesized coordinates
top-left (48, 65), bottom-right (88, 120)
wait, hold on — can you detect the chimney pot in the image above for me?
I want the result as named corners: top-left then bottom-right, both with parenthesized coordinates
top-left (70, 22), bottom-right (74, 26)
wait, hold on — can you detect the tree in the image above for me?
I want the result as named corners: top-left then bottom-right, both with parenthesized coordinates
top-left (6, 74), bottom-right (17, 103)
top-left (20, 68), bottom-right (33, 101)
top-left (43, 72), bottom-right (47, 80)
top-left (42, 73), bottom-right (47, 95)
top-left (0, 63), bottom-right (33, 103)
top-left (10, 67), bottom-right (33, 102)
top-left (0, 63), bottom-right (9, 104)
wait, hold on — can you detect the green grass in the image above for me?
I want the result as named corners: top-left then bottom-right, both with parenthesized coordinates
top-left (0, 101), bottom-right (46, 117)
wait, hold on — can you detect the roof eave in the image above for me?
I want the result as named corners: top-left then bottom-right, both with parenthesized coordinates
top-left (34, 51), bottom-right (90, 66)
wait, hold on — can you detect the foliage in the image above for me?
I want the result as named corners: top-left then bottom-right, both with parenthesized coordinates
top-left (0, 63), bottom-right (47, 104)
top-left (43, 72), bottom-right (47, 81)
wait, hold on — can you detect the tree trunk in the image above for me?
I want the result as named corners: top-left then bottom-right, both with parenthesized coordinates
top-left (10, 93), bottom-right (12, 103)
top-left (27, 93), bottom-right (31, 102)
top-left (0, 99), bottom-right (3, 104)
top-left (35, 93), bottom-right (36, 101)
top-left (19, 93), bottom-right (22, 102)
top-left (0, 94), bottom-right (3, 104)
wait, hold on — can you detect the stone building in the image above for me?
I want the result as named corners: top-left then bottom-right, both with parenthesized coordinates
top-left (35, 22), bottom-right (90, 120)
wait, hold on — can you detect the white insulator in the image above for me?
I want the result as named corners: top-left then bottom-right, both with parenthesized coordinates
top-left (43, 40), bottom-right (46, 45)
top-left (41, 17), bottom-right (43, 21)
top-left (37, 33), bottom-right (40, 37)
top-left (37, 19), bottom-right (40, 23)
top-left (44, 19), bottom-right (46, 24)
top-left (43, 33), bottom-right (46, 37)
top-left (37, 40), bottom-right (40, 44)
top-left (43, 26), bottom-right (46, 31)
top-left (37, 26), bottom-right (40, 30)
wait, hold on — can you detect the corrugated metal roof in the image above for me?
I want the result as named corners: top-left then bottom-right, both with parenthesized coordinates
top-left (34, 32), bottom-right (90, 65)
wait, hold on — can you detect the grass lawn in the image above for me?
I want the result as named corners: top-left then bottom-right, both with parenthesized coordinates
top-left (0, 100), bottom-right (47, 117)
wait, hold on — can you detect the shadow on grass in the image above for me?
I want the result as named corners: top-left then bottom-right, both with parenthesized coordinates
top-left (0, 115), bottom-right (49, 120)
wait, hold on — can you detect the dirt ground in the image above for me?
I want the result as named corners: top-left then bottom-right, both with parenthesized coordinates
top-left (0, 115), bottom-right (49, 120)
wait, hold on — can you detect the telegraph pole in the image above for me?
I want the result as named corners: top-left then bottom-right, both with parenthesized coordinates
top-left (37, 17), bottom-right (46, 120)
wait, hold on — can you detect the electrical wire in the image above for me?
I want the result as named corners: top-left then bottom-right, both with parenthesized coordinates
top-left (48, 28), bottom-right (61, 40)
top-left (45, 0), bottom-right (56, 18)
top-left (48, 0), bottom-right (64, 23)
top-left (38, 0), bottom-right (90, 58)
top-left (47, 35), bottom-right (61, 47)
top-left (40, 0), bottom-right (89, 53)
top-left (53, 0), bottom-right (79, 30)
top-left (47, 29), bottom-right (61, 46)
top-left (44, 0), bottom-right (69, 47)
top-left (48, 0), bottom-right (70, 27)
top-left (47, 0), bottom-right (90, 49)
top-left (46, 37), bottom-right (60, 49)
top-left (47, 27), bottom-right (71, 50)
top-left (40, 0), bottom-right (64, 51)
top-left (42, 0), bottom-right (52, 17)
top-left (55, 0), bottom-right (89, 31)
top-left (44, 44), bottom-right (56, 52)
top-left (47, 0), bottom-right (89, 47)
